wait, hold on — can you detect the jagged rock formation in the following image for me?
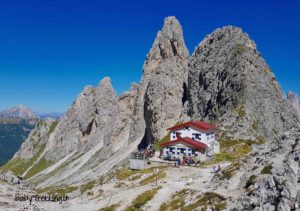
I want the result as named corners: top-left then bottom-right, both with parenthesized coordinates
top-left (15, 118), bottom-right (56, 160)
top-left (234, 127), bottom-right (300, 210)
top-left (0, 105), bottom-right (37, 119)
top-left (1, 16), bottom-right (300, 211)
top-left (188, 26), bottom-right (297, 142)
top-left (288, 91), bottom-right (300, 119)
top-left (140, 16), bottom-right (189, 144)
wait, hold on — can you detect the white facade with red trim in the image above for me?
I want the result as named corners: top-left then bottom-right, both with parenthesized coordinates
top-left (160, 121), bottom-right (220, 159)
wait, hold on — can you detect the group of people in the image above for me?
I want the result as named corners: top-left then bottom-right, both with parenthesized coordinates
top-left (161, 153), bottom-right (202, 167)
top-left (137, 147), bottom-right (155, 159)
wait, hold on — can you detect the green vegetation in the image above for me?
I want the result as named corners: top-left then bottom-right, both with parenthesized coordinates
top-left (216, 162), bottom-right (240, 180)
top-left (159, 189), bottom-right (188, 211)
top-left (245, 175), bottom-right (257, 189)
top-left (32, 153), bottom-right (82, 185)
top-left (234, 105), bottom-right (246, 117)
top-left (261, 165), bottom-right (273, 174)
top-left (185, 192), bottom-right (226, 211)
top-left (154, 122), bottom-right (182, 151)
top-left (159, 190), bottom-right (226, 211)
top-left (48, 121), bottom-right (59, 135)
top-left (202, 138), bottom-right (252, 166)
top-left (99, 204), bottom-right (120, 211)
top-left (139, 171), bottom-right (166, 186)
top-left (0, 144), bottom-right (45, 176)
top-left (125, 187), bottom-right (160, 211)
top-left (252, 121), bottom-right (258, 132)
top-left (154, 133), bottom-right (170, 151)
top-left (80, 180), bottom-right (96, 193)
top-left (0, 118), bottom-right (22, 124)
top-left (37, 185), bottom-right (79, 196)
top-left (24, 157), bottom-right (54, 179)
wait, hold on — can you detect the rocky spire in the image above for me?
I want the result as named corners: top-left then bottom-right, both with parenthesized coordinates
top-left (140, 16), bottom-right (189, 145)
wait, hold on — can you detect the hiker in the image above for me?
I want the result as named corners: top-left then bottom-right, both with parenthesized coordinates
top-left (177, 157), bottom-right (181, 167)
top-left (211, 165), bottom-right (216, 173)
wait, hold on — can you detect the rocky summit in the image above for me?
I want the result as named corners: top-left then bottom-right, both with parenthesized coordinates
top-left (188, 26), bottom-right (297, 143)
top-left (0, 105), bottom-right (37, 119)
top-left (1, 17), bottom-right (300, 211)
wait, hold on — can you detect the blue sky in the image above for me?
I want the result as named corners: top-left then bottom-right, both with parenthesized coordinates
top-left (0, 0), bottom-right (299, 113)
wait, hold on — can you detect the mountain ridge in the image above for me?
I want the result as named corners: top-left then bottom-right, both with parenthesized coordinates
top-left (1, 16), bottom-right (299, 210)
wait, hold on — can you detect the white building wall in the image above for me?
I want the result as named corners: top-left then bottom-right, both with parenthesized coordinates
top-left (169, 126), bottom-right (216, 146)
top-left (163, 143), bottom-right (203, 158)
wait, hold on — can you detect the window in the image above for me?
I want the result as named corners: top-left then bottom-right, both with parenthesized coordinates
top-left (176, 132), bottom-right (181, 138)
top-left (192, 149), bottom-right (198, 154)
top-left (195, 134), bottom-right (201, 140)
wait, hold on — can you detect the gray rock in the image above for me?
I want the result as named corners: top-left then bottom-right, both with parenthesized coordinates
top-left (188, 26), bottom-right (298, 142)
top-left (15, 118), bottom-right (56, 160)
top-left (141, 16), bottom-right (189, 143)
top-left (287, 91), bottom-right (300, 120)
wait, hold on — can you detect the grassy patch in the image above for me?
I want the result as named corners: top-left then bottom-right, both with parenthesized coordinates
top-left (48, 121), bottom-right (59, 135)
top-left (252, 121), bottom-right (259, 132)
top-left (261, 165), bottom-right (272, 174)
top-left (159, 189), bottom-right (188, 211)
top-left (184, 192), bottom-right (226, 211)
top-left (37, 185), bottom-right (79, 196)
top-left (202, 137), bottom-right (252, 165)
top-left (245, 175), bottom-right (257, 189)
top-left (139, 171), bottom-right (166, 186)
top-left (234, 105), bottom-right (246, 117)
top-left (0, 118), bottom-right (21, 124)
top-left (159, 190), bottom-right (226, 211)
top-left (99, 204), bottom-right (120, 211)
top-left (154, 133), bottom-right (170, 151)
top-left (80, 180), bottom-right (96, 194)
top-left (0, 144), bottom-right (45, 176)
top-left (125, 187), bottom-right (160, 211)
top-left (24, 157), bottom-right (54, 179)
top-left (216, 162), bottom-right (240, 180)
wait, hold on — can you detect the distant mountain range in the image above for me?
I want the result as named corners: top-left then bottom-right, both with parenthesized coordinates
top-left (0, 105), bottom-right (63, 166)
top-left (0, 105), bottom-right (64, 120)
top-left (0, 105), bottom-right (37, 119)
top-left (37, 112), bottom-right (64, 120)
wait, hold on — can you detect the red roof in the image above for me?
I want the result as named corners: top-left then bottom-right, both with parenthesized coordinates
top-left (160, 137), bottom-right (207, 151)
top-left (167, 121), bottom-right (216, 132)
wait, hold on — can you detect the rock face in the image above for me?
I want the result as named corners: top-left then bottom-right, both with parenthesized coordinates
top-left (188, 26), bottom-right (297, 142)
top-left (235, 127), bottom-right (300, 210)
top-left (288, 91), bottom-right (300, 119)
top-left (45, 77), bottom-right (119, 161)
top-left (2, 16), bottom-right (300, 210)
top-left (14, 118), bottom-right (56, 160)
top-left (0, 105), bottom-right (37, 119)
top-left (141, 16), bottom-right (189, 144)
